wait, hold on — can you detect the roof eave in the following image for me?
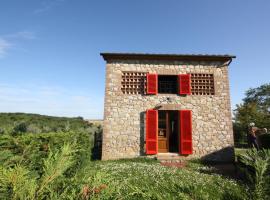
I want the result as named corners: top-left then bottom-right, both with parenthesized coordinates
top-left (100, 53), bottom-right (236, 63)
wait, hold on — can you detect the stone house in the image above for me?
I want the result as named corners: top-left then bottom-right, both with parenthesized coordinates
top-left (101, 53), bottom-right (235, 162)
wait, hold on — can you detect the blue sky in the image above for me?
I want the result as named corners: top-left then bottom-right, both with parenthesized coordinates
top-left (0, 0), bottom-right (269, 119)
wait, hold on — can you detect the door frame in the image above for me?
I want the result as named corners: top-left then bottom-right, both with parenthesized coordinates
top-left (157, 110), bottom-right (178, 153)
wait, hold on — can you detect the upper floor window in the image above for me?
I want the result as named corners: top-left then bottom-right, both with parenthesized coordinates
top-left (147, 74), bottom-right (191, 95)
top-left (158, 75), bottom-right (177, 94)
top-left (120, 71), bottom-right (215, 95)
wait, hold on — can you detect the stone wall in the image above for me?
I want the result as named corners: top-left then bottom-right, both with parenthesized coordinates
top-left (102, 59), bottom-right (234, 161)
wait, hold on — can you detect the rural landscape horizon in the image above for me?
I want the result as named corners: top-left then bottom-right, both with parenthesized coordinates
top-left (1, 1), bottom-right (270, 119)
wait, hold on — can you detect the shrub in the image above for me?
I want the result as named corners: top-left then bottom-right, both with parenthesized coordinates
top-left (0, 113), bottom-right (92, 135)
top-left (259, 134), bottom-right (270, 149)
top-left (0, 129), bottom-right (96, 173)
top-left (238, 148), bottom-right (270, 199)
top-left (26, 124), bottom-right (42, 134)
top-left (0, 127), bottom-right (5, 134)
top-left (233, 122), bottom-right (248, 147)
top-left (0, 143), bottom-right (76, 200)
top-left (63, 121), bottom-right (71, 132)
top-left (12, 122), bottom-right (27, 134)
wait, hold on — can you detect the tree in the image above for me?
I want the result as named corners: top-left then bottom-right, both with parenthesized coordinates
top-left (234, 83), bottom-right (270, 145)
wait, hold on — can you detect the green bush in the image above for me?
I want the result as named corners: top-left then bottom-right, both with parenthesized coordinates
top-left (0, 131), bottom-right (95, 174)
top-left (0, 143), bottom-right (76, 200)
top-left (259, 134), bottom-right (270, 149)
top-left (26, 124), bottom-right (42, 134)
top-left (0, 113), bottom-right (252, 199)
top-left (0, 113), bottom-right (92, 135)
top-left (233, 122), bottom-right (248, 146)
top-left (0, 127), bottom-right (5, 134)
top-left (12, 122), bottom-right (27, 134)
top-left (238, 148), bottom-right (270, 200)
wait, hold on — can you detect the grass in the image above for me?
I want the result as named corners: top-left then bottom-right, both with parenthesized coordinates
top-left (73, 158), bottom-right (247, 200)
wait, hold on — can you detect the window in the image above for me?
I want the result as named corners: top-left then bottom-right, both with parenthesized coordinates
top-left (158, 75), bottom-right (178, 94)
top-left (121, 71), bottom-right (215, 96)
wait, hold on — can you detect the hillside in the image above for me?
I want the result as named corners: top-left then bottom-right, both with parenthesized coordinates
top-left (0, 113), bottom-right (99, 134)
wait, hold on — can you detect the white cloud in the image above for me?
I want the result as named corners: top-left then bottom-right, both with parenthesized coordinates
top-left (0, 38), bottom-right (12, 58)
top-left (6, 31), bottom-right (36, 40)
top-left (34, 0), bottom-right (67, 14)
top-left (0, 30), bottom-right (36, 58)
top-left (0, 83), bottom-right (104, 119)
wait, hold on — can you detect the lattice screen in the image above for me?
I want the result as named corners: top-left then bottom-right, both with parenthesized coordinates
top-left (191, 73), bottom-right (215, 95)
top-left (121, 72), bottom-right (147, 94)
top-left (121, 72), bottom-right (215, 95)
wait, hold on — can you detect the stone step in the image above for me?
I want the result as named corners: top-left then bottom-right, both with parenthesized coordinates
top-left (157, 153), bottom-right (186, 163)
top-left (159, 160), bottom-right (184, 164)
top-left (157, 156), bottom-right (184, 161)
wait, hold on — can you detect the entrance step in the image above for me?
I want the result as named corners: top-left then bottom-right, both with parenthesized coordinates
top-left (157, 153), bottom-right (186, 164)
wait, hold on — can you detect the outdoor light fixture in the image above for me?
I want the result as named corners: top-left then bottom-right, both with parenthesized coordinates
top-left (154, 97), bottom-right (175, 109)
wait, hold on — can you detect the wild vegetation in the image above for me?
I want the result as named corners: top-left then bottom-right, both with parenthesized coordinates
top-left (0, 105), bottom-right (269, 199)
top-left (233, 83), bottom-right (270, 147)
top-left (237, 148), bottom-right (270, 200)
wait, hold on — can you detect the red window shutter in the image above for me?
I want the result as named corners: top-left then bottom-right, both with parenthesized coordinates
top-left (179, 110), bottom-right (192, 155)
top-left (146, 109), bottom-right (158, 154)
top-left (179, 74), bottom-right (191, 95)
top-left (147, 74), bottom-right (158, 94)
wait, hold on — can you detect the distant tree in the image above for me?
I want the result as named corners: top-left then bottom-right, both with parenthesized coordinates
top-left (12, 122), bottom-right (27, 135)
top-left (234, 83), bottom-right (270, 145)
top-left (26, 124), bottom-right (42, 134)
top-left (0, 127), bottom-right (5, 134)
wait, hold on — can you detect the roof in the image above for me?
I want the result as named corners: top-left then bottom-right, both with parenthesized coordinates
top-left (100, 52), bottom-right (236, 62)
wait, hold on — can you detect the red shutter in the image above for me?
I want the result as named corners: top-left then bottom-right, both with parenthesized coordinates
top-left (179, 74), bottom-right (191, 95)
top-left (179, 110), bottom-right (192, 155)
top-left (146, 109), bottom-right (158, 154)
top-left (147, 74), bottom-right (158, 94)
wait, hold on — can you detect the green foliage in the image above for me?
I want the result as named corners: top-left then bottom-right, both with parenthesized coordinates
top-left (0, 113), bottom-right (251, 199)
top-left (12, 122), bottom-right (27, 135)
top-left (0, 144), bottom-right (76, 200)
top-left (26, 124), bottom-right (42, 134)
top-left (243, 83), bottom-right (270, 113)
top-left (0, 113), bottom-right (92, 134)
top-left (0, 131), bottom-right (95, 174)
top-left (73, 160), bottom-right (247, 200)
top-left (0, 144), bottom-right (249, 200)
top-left (234, 83), bottom-right (270, 146)
top-left (0, 165), bottom-right (37, 200)
top-left (0, 127), bottom-right (5, 134)
top-left (238, 148), bottom-right (270, 200)
top-left (36, 143), bottom-right (76, 199)
top-left (233, 122), bottom-right (248, 146)
top-left (259, 134), bottom-right (270, 149)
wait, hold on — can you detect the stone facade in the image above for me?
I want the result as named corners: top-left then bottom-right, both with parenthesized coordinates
top-left (101, 53), bottom-right (235, 162)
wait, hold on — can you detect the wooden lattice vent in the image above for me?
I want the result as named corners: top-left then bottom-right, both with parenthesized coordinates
top-left (191, 73), bottom-right (215, 95)
top-left (121, 72), bottom-right (147, 94)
